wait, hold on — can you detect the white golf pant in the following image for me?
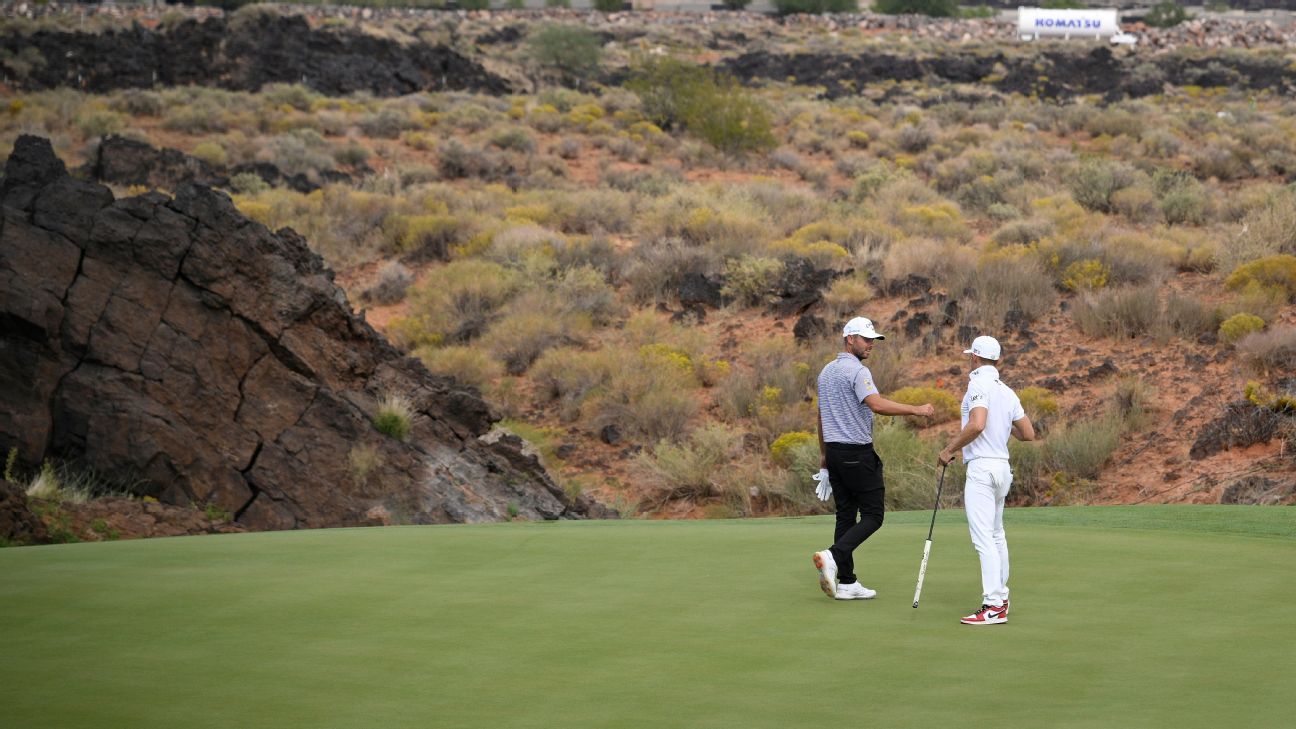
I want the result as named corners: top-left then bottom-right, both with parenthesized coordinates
top-left (964, 458), bottom-right (1012, 606)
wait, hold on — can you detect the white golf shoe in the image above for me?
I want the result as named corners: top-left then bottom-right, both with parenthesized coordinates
top-left (812, 550), bottom-right (837, 598)
top-left (834, 581), bottom-right (877, 600)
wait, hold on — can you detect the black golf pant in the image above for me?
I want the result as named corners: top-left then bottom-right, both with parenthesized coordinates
top-left (826, 442), bottom-right (885, 586)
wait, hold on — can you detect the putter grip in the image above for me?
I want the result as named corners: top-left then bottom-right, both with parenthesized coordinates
top-left (912, 540), bottom-right (933, 608)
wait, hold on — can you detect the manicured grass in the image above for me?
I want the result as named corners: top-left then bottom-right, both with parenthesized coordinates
top-left (1, 506), bottom-right (1292, 728)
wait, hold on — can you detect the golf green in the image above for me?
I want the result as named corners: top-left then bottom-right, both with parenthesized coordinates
top-left (2, 506), bottom-right (1292, 728)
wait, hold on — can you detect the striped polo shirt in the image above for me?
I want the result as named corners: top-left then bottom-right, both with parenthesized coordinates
top-left (817, 352), bottom-right (881, 445)
top-left (960, 365), bottom-right (1026, 462)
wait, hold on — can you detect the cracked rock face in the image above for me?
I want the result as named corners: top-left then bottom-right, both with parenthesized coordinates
top-left (0, 135), bottom-right (607, 530)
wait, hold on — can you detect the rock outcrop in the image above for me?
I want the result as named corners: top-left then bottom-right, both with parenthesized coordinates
top-left (0, 135), bottom-right (608, 531)
top-left (0, 11), bottom-right (513, 96)
top-left (81, 135), bottom-right (354, 194)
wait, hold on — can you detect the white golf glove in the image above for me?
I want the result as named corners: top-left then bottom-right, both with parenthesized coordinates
top-left (812, 468), bottom-right (832, 501)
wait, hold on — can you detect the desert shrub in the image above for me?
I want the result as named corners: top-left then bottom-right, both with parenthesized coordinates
top-left (550, 235), bottom-right (622, 281)
top-left (415, 344), bottom-right (503, 391)
top-left (1043, 413), bottom-right (1121, 481)
top-left (436, 139), bottom-right (504, 181)
top-left (191, 141), bottom-right (228, 168)
top-left (1113, 375), bottom-right (1150, 431)
top-left (161, 103), bottom-right (228, 134)
top-left (1072, 286), bottom-right (1160, 339)
top-left (263, 83), bottom-right (317, 112)
top-left (987, 203), bottom-right (1021, 222)
top-left (1226, 189), bottom-right (1296, 269)
top-left (1219, 313), bottom-right (1265, 346)
top-left (852, 159), bottom-right (904, 202)
top-left (556, 137), bottom-right (582, 160)
top-left (24, 460), bottom-right (76, 502)
top-left (1038, 233), bottom-right (1168, 289)
top-left (260, 132), bottom-right (334, 177)
top-left (1069, 158), bottom-right (1136, 213)
top-left (895, 122), bottom-right (937, 153)
top-left (374, 395), bottom-right (413, 441)
top-left (687, 85), bottom-right (777, 157)
top-left (626, 57), bottom-right (775, 156)
top-left (592, 0), bottom-right (626, 11)
top-left (1191, 143), bottom-right (1250, 182)
top-left (624, 238), bottom-right (720, 305)
top-left (1236, 326), bottom-right (1296, 377)
top-left (390, 214), bottom-right (473, 259)
top-left (1146, 1), bottom-right (1191, 27)
top-left (1221, 278), bottom-right (1288, 324)
top-left (771, 0), bottom-right (859, 14)
top-left (1161, 292), bottom-right (1220, 340)
top-left (770, 431), bottom-right (816, 468)
top-left (637, 424), bottom-right (742, 509)
top-left (991, 217), bottom-right (1053, 247)
top-left (1061, 259), bottom-right (1109, 292)
top-left (550, 189), bottom-right (634, 235)
top-left (334, 141), bottom-right (371, 168)
top-left (357, 107), bottom-right (419, 139)
top-left (553, 265), bottom-right (621, 325)
top-left (110, 89), bottom-right (165, 117)
top-left (1111, 185), bottom-right (1161, 224)
top-left (715, 338), bottom-right (822, 439)
top-left (486, 306), bottom-right (582, 375)
top-left (889, 386), bottom-right (959, 424)
top-left (1017, 386), bottom-right (1058, 423)
top-left (1153, 169), bottom-right (1207, 226)
top-left (721, 256), bottom-right (785, 307)
top-left (396, 259), bottom-right (520, 347)
top-left (822, 273), bottom-right (873, 320)
top-left (893, 201), bottom-right (966, 240)
top-left (348, 444), bottom-right (384, 488)
top-left (488, 126), bottom-right (536, 153)
top-left (76, 110), bottom-right (125, 139)
top-left (1141, 126), bottom-right (1181, 158)
top-left (527, 25), bottom-right (603, 80)
top-left (483, 224), bottom-right (564, 275)
top-left (362, 261), bottom-right (414, 305)
top-left (1084, 108), bottom-right (1144, 139)
top-left (531, 347), bottom-right (617, 420)
top-left (588, 364), bottom-right (700, 445)
top-left (443, 103), bottom-right (503, 132)
top-left (1225, 254), bottom-right (1296, 302)
top-left (880, 238), bottom-right (968, 297)
top-left (959, 252), bottom-right (1056, 331)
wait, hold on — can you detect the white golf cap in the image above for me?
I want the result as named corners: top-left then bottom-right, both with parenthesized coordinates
top-left (963, 335), bottom-right (1001, 361)
top-left (843, 317), bottom-right (885, 340)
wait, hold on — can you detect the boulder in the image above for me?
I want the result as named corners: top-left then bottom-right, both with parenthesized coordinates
top-left (0, 136), bottom-right (602, 530)
top-left (0, 479), bottom-right (49, 545)
top-left (1220, 476), bottom-right (1295, 506)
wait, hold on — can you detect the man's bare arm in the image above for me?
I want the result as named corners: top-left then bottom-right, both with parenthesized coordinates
top-left (863, 393), bottom-right (935, 418)
top-left (1011, 415), bottom-right (1035, 442)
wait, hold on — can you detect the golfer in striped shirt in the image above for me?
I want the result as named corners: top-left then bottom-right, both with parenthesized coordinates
top-left (812, 317), bottom-right (935, 601)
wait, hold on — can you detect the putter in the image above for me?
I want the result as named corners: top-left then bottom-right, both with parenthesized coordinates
top-left (912, 463), bottom-right (948, 609)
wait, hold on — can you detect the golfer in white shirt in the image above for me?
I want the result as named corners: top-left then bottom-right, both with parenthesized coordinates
top-left (939, 336), bottom-right (1035, 626)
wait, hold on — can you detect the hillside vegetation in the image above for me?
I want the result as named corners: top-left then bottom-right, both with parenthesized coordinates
top-left (2, 7), bottom-right (1294, 528)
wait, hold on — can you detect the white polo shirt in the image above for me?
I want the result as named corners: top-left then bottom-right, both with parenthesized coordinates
top-left (960, 365), bottom-right (1025, 462)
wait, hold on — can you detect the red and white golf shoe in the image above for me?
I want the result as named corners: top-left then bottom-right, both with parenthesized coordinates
top-left (959, 603), bottom-right (1008, 625)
